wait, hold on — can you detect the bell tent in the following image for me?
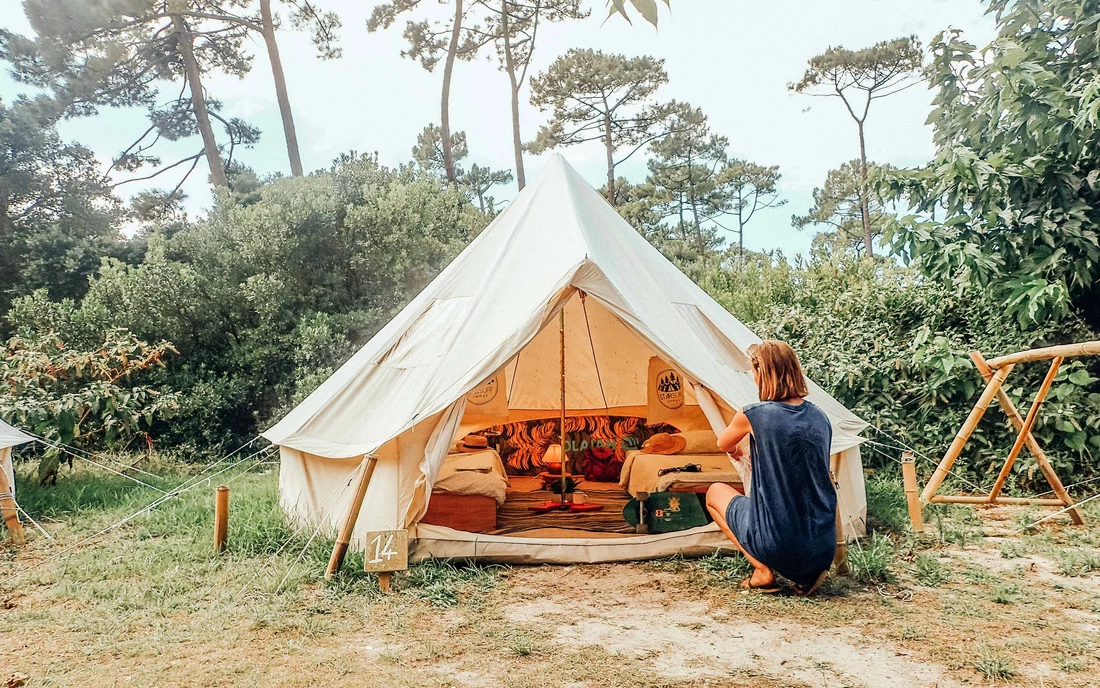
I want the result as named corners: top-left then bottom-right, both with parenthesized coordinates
top-left (1, 419), bottom-right (33, 498)
top-left (264, 155), bottom-right (868, 564)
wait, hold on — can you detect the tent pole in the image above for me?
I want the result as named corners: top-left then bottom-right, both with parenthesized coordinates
top-left (830, 452), bottom-right (848, 575)
top-left (560, 307), bottom-right (567, 498)
top-left (325, 455), bottom-right (378, 580)
top-left (0, 461), bottom-right (25, 546)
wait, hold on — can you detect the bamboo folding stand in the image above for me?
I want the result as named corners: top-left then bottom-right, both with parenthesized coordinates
top-left (920, 341), bottom-right (1100, 525)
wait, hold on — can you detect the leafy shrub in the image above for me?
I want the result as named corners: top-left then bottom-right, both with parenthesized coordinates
top-left (4, 155), bottom-right (486, 453)
top-left (704, 250), bottom-right (1100, 488)
top-left (0, 320), bottom-right (179, 483)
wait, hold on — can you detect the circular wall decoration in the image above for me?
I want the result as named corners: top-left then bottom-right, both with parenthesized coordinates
top-left (655, 368), bottom-right (684, 409)
top-left (465, 377), bottom-right (499, 406)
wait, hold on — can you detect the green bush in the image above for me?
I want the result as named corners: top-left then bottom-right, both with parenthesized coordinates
top-left (702, 250), bottom-right (1100, 488)
top-left (5, 155), bottom-right (486, 453)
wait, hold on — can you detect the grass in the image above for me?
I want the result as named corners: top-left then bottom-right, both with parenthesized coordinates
top-left (928, 504), bottom-right (985, 547)
top-left (396, 558), bottom-right (504, 607)
top-left (5, 459), bottom-right (1100, 687)
top-left (848, 531), bottom-right (895, 584)
top-left (864, 474), bottom-right (911, 534)
top-left (974, 644), bottom-right (1018, 681)
top-left (1055, 548), bottom-right (1100, 576)
top-left (912, 552), bottom-right (949, 587)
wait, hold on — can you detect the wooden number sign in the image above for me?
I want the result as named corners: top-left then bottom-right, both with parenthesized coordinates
top-left (363, 529), bottom-right (409, 573)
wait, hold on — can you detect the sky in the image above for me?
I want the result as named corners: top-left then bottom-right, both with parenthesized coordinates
top-left (1, 0), bottom-right (1000, 256)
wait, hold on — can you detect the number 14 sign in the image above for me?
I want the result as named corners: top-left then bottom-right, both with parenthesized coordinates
top-left (363, 529), bottom-right (409, 573)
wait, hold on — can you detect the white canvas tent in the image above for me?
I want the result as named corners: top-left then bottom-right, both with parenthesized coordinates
top-left (1, 419), bottom-right (34, 498)
top-left (264, 155), bottom-right (868, 564)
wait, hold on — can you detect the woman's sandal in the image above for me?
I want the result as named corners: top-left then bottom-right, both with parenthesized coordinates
top-left (793, 570), bottom-right (829, 597)
top-left (740, 576), bottom-right (780, 594)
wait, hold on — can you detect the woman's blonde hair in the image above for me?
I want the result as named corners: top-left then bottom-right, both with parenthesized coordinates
top-left (749, 340), bottom-right (808, 402)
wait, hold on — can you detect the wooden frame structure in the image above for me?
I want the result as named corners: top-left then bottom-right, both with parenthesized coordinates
top-left (920, 341), bottom-right (1100, 525)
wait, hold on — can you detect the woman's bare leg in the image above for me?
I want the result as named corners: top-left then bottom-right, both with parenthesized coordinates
top-left (705, 483), bottom-right (774, 588)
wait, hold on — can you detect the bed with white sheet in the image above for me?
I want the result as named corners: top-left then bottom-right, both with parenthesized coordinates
top-left (432, 449), bottom-right (510, 505)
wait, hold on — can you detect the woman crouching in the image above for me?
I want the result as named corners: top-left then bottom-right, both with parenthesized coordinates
top-left (706, 340), bottom-right (836, 596)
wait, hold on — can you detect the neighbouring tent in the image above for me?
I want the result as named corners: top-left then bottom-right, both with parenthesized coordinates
top-left (263, 155), bottom-right (869, 564)
top-left (1, 419), bottom-right (34, 497)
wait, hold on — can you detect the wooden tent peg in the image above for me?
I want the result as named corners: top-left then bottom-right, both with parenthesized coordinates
top-left (214, 486), bottom-right (229, 552)
top-left (900, 451), bottom-right (924, 533)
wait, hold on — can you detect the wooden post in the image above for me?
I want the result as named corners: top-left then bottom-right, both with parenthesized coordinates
top-left (988, 356), bottom-right (1062, 501)
top-left (325, 455), bottom-right (379, 580)
top-left (830, 453), bottom-right (849, 575)
top-left (0, 465), bottom-right (25, 546)
top-left (214, 486), bottom-right (229, 552)
top-left (900, 451), bottom-right (924, 533)
top-left (920, 363), bottom-right (1014, 503)
top-left (971, 352), bottom-right (1084, 525)
top-left (378, 571), bottom-right (392, 592)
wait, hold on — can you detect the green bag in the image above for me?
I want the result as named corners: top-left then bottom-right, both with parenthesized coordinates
top-left (623, 492), bottom-right (709, 533)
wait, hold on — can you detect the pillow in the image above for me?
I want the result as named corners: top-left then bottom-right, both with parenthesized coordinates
top-left (675, 430), bottom-right (720, 454)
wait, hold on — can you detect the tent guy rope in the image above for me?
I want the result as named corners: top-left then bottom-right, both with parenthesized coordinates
top-left (0, 440), bottom-right (274, 586)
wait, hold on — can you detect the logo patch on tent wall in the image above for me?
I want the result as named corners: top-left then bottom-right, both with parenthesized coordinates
top-left (647, 357), bottom-right (688, 425)
top-left (656, 369), bottom-right (684, 409)
top-left (466, 377), bottom-right (499, 406)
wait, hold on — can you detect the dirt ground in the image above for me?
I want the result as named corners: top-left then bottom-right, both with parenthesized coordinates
top-left (2, 476), bottom-right (1099, 687)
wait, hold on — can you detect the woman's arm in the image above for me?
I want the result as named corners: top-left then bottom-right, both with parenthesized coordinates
top-left (717, 411), bottom-right (752, 454)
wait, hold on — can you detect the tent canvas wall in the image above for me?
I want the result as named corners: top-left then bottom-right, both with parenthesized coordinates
top-left (264, 155), bottom-right (868, 564)
top-left (1, 419), bottom-right (34, 497)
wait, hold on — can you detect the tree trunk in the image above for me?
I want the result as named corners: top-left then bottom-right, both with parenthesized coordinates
top-left (737, 188), bottom-right (745, 262)
top-left (260, 0), bottom-right (304, 177)
top-left (604, 113), bottom-right (615, 205)
top-left (172, 15), bottom-right (228, 189)
top-left (440, 0), bottom-right (463, 184)
top-left (0, 181), bottom-right (8, 238)
top-left (687, 163), bottom-right (706, 268)
top-left (501, 1), bottom-right (525, 189)
top-left (856, 121), bottom-right (873, 257)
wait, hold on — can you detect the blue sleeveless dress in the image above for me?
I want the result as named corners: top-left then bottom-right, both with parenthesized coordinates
top-left (725, 400), bottom-right (836, 587)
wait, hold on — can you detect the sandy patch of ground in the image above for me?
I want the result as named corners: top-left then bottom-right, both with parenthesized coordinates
top-left (502, 565), bottom-right (959, 688)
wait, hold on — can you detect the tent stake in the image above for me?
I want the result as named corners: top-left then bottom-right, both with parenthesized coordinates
top-left (325, 455), bottom-right (378, 580)
top-left (901, 451), bottom-right (924, 533)
top-left (0, 466), bottom-right (25, 546)
top-left (214, 486), bottom-right (229, 552)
